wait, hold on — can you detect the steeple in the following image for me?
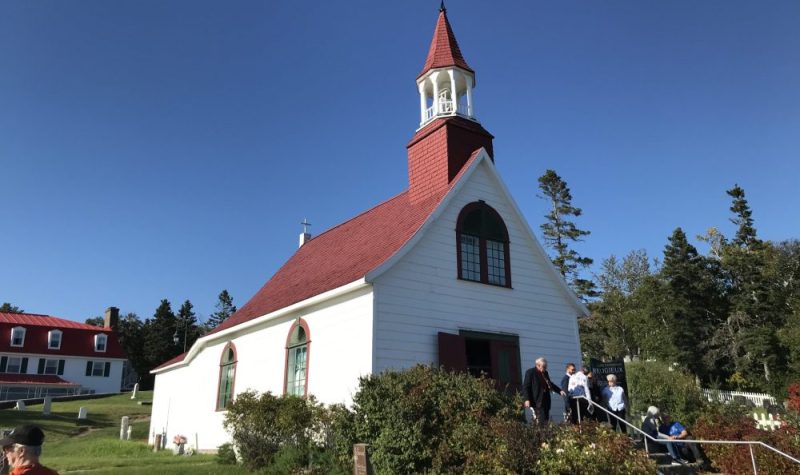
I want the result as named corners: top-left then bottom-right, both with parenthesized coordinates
top-left (416, 5), bottom-right (477, 128)
top-left (406, 6), bottom-right (493, 204)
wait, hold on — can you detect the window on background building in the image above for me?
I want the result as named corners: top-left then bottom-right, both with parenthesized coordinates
top-left (94, 334), bottom-right (107, 352)
top-left (48, 330), bottom-right (62, 350)
top-left (10, 327), bottom-right (26, 347)
top-left (437, 330), bottom-right (521, 394)
top-left (456, 202), bottom-right (511, 287)
top-left (86, 361), bottom-right (110, 377)
top-left (217, 343), bottom-right (236, 411)
top-left (284, 320), bottom-right (310, 397)
top-left (38, 358), bottom-right (64, 376)
top-left (4, 357), bottom-right (25, 374)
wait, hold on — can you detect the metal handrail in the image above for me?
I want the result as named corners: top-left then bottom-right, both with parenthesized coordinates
top-left (571, 395), bottom-right (800, 474)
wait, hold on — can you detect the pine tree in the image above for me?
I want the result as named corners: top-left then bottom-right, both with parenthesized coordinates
top-left (142, 299), bottom-right (178, 380)
top-left (206, 290), bottom-right (237, 329)
top-left (727, 184), bottom-right (758, 248)
top-left (176, 299), bottom-right (202, 352)
top-left (0, 303), bottom-right (23, 313)
top-left (537, 169), bottom-right (596, 299)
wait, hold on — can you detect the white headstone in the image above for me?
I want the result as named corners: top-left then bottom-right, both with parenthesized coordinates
top-left (78, 406), bottom-right (88, 420)
top-left (42, 397), bottom-right (52, 416)
top-left (120, 416), bottom-right (129, 440)
top-left (126, 425), bottom-right (133, 440)
top-left (131, 383), bottom-right (139, 400)
top-left (15, 401), bottom-right (25, 411)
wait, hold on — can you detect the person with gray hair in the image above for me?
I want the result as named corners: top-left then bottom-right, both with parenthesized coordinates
top-left (0, 425), bottom-right (58, 474)
top-left (523, 357), bottom-right (566, 426)
top-left (601, 373), bottom-right (627, 432)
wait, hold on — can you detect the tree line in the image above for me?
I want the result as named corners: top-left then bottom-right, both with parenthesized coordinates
top-left (537, 170), bottom-right (799, 396)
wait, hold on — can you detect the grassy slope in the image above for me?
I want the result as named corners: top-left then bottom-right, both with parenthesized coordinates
top-left (0, 392), bottom-right (250, 474)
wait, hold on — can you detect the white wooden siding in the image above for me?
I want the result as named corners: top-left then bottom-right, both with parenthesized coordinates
top-left (373, 160), bottom-right (582, 415)
top-left (149, 286), bottom-right (374, 451)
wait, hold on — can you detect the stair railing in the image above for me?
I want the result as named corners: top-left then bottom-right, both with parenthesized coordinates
top-left (572, 395), bottom-right (800, 474)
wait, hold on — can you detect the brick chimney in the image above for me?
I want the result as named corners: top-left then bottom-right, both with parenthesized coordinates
top-left (104, 306), bottom-right (119, 330)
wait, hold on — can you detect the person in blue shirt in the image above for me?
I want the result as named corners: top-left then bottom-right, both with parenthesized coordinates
top-left (601, 373), bottom-right (627, 432)
top-left (658, 413), bottom-right (705, 465)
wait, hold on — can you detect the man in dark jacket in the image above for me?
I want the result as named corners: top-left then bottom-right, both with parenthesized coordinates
top-left (560, 363), bottom-right (576, 422)
top-left (523, 357), bottom-right (566, 426)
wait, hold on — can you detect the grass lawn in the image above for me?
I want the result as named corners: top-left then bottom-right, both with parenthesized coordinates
top-left (0, 392), bottom-right (251, 474)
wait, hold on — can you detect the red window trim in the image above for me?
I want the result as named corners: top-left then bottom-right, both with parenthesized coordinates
top-left (215, 342), bottom-right (237, 412)
top-left (283, 318), bottom-right (311, 399)
top-left (455, 201), bottom-right (512, 288)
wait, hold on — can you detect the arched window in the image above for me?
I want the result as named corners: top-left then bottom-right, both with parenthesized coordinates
top-left (456, 202), bottom-right (511, 287)
top-left (284, 320), bottom-right (310, 397)
top-left (217, 343), bottom-right (237, 411)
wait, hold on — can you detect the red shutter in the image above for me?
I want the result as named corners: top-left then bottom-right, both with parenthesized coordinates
top-left (490, 340), bottom-right (521, 394)
top-left (437, 332), bottom-right (467, 372)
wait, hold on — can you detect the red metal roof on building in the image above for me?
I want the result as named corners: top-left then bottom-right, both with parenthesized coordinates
top-left (0, 374), bottom-right (79, 386)
top-left (418, 8), bottom-right (473, 79)
top-left (0, 312), bottom-right (126, 358)
top-left (152, 352), bottom-right (187, 371)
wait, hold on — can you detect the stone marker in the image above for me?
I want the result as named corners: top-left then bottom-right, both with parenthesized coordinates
top-left (42, 397), bottom-right (52, 416)
top-left (15, 401), bottom-right (25, 411)
top-left (120, 416), bottom-right (129, 440)
top-left (353, 443), bottom-right (372, 475)
top-left (131, 383), bottom-right (139, 400)
top-left (153, 433), bottom-right (162, 452)
top-left (126, 426), bottom-right (133, 440)
top-left (78, 407), bottom-right (88, 420)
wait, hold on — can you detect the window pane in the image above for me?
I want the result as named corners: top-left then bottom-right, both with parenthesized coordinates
top-left (45, 360), bottom-right (59, 375)
top-left (460, 234), bottom-right (481, 281)
top-left (6, 358), bottom-right (21, 373)
top-left (11, 329), bottom-right (24, 346)
top-left (49, 332), bottom-right (61, 348)
top-left (92, 362), bottom-right (104, 376)
top-left (487, 240), bottom-right (506, 286)
top-left (218, 362), bottom-right (235, 409)
top-left (287, 345), bottom-right (307, 396)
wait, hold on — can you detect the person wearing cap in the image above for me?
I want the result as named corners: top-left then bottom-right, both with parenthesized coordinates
top-left (0, 425), bottom-right (58, 475)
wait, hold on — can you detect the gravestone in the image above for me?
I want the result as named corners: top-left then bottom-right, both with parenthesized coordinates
top-left (120, 416), bottom-right (129, 440)
top-left (131, 383), bottom-right (139, 400)
top-left (153, 433), bottom-right (162, 452)
top-left (126, 426), bottom-right (133, 440)
top-left (78, 407), bottom-right (88, 420)
top-left (353, 443), bottom-right (372, 475)
top-left (15, 401), bottom-right (25, 411)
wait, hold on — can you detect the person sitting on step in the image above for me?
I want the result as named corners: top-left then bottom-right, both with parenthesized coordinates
top-left (658, 412), bottom-right (706, 465)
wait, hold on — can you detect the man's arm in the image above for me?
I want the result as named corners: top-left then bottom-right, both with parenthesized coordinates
top-left (523, 369), bottom-right (533, 407)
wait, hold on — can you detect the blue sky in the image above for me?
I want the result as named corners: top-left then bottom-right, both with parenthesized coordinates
top-left (2, 0), bottom-right (798, 323)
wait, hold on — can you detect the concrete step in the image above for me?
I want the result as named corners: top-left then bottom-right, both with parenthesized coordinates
top-left (654, 459), bottom-right (706, 475)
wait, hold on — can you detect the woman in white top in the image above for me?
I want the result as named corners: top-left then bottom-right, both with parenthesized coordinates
top-left (567, 369), bottom-right (592, 424)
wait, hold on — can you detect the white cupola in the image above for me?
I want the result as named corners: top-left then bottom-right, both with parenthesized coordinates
top-left (416, 4), bottom-right (477, 129)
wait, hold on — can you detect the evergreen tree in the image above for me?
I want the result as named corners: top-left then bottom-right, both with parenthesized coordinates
top-left (142, 299), bottom-right (178, 384)
top-left (660, 228), bottom-right (724, 380)
top-left (117, 312), bottom-right (148, 386)
top-left (727, 184), bottom-right (758, 248)
top-left (175, 299), bottom-right (202, 353)
top-left (0, 303), bottom-right (23, 313)
top-left (85, 316), bottom-right (105, 327)
top-left (537, 169), bottom-right (597, 299)
top-left (206, 290), bottom-right (237, 329)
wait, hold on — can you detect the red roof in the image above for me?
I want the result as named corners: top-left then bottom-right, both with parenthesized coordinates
top-left (0, 312), bottom-right (126, 358)
top-left (204, 149), bottom-right (484, 340)
top-left (418, 7), bottom-right (473, 79)
top-left (0, 313), bottom-right (106, 330)
top-left (0, 374), bottom-right (79, 386)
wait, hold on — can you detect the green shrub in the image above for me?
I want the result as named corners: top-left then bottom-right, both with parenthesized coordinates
top-left (335, 364), bottom-right (542, 474)
top-left (222, 390), bottom-right (319, 470)
top-left (626, 360), bottom-right (707, 425)
top-left (215, 442), bottom-right (237, 465)
top-left (536, 422), bottom-right (656, 475)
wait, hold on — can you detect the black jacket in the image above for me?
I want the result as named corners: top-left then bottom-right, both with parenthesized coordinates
top-left (523, 368), bottom-right (562, 408)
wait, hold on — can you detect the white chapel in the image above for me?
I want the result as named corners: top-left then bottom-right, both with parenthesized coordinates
top-left (149, 6), bottom-right (587, 451)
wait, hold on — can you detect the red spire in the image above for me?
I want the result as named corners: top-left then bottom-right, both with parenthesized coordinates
top-left (417, 7), bottom-right (473, 79)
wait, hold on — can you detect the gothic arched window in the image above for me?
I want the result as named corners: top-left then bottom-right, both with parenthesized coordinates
top-left (456, 202), bottom-right (511, 287)
top-left (284, 320), bottom-right (310, 397)
top-left (217, 343), bottom-right (237, 410)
